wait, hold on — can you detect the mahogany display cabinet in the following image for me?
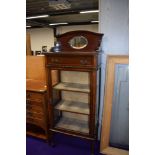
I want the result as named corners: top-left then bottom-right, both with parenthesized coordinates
top-left (44, 30), bottom-right (103, 154)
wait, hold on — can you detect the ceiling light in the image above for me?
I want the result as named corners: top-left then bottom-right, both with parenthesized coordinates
top-left (26, 15), bottom-right (49, 19)
top-left (49, 0), bottom-right (71, 10)
top-left (91, 21), bottom-right (99, 23)
top-left (80, 10), bottom-right (99, 14)
top-left (49, 23), bottom-right (68, 26)
top-left (26, 26), bottom-right (31, 28)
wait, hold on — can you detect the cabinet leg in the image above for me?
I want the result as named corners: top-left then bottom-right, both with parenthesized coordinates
top-left (49, 132), bottom-right (56, 147)
top-left (47, 133), bottom-right (51, 145)
top-left (90, 140), bottom-right (95, 155)
top-left (45, 128), bottom-right (49, 143)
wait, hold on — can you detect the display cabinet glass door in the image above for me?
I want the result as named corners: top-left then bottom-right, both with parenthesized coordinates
top-left (51, 70), bottom-right (90, 135)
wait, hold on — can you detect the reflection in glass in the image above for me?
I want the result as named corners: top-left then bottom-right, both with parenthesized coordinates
top-left (69, 36), bottom-right (88, 49)
top-left (110, 64), bottom-right (129, 150)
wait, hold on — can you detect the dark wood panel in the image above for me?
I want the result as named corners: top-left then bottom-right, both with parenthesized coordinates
top-left (46, 54), bottom-right (95, 68)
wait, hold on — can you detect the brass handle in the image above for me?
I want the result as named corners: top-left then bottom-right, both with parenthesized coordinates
top-left (80, 59), bottom-right (88, 65)
top-left (63, 66), bottom-right (74, 68)
top-left (51, 58), bottom-right (59, 63)
top-left (80, 60), bottom-right (84, 64)
top-left (55, 59), bottom-right (59, 62)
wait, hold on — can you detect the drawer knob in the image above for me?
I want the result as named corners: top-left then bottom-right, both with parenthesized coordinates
top-left (51, 58), bottom-right (59, 63)
top-left (80, 59), bottom-right (88, 65)
top-left (55, 59), bottom-right (58, 62)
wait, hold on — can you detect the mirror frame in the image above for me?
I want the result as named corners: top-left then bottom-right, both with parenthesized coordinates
top-left (68, 35), bottom-right (88, 49)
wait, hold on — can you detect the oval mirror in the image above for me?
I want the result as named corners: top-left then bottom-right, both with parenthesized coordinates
top-left (69, 36), bottom-right (88, 49)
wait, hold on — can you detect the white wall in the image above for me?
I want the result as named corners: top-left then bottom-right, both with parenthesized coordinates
top-left (98, 0), bottom-right (129, 139)
top-left (99, 0), bottom-right (129, 54)
top-left (57, 24), bottom-right (98, 34)
top-left (26, 28), bottom-right (54, 52)
top-left (26, 25), bottom-right (98, 52)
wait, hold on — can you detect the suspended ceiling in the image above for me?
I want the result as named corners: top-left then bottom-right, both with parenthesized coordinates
top-left (26, 0), bottom-right (99, 28)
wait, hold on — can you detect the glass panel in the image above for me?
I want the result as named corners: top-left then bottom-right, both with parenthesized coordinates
top-left (110, 64), bottom-right (129, 150)
top-left (51, 70), bottom-right (90, 134)
top-left (69, 36), bottom-right (88, 49)
top-left (56, 112), bottom-right (89, 134)
top-left (53, 71), bottom-right (90, 93)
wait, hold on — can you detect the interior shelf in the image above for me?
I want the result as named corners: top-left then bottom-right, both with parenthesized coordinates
top-left (55, 100), bottom-right (89, 115)
top-left (55, 116), bottom-right (89, 134)
top-left (53, 82), bottom-right (90, 93)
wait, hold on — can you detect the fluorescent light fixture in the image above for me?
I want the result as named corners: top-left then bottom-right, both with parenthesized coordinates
top-left (80, 10), bottom-right (99, 14)
top-left (26, 26), bottom-right (31, 28)
top-left (49, 22), bottom-right (68, 26)
top-left (26, 15), bottom-right (49, 19)
top-left (91, 21), bottom-right (99, 23)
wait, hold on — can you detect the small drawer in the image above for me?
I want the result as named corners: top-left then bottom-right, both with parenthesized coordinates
top-left (46, 55), bottom-right (95, 67)
top-left (26, 111), bottom-right (44, 120)
top-left (26, 92), bottom-right (44, 101)
top-left (26, 104), bottom-right (43, 114)
top-left (26, 100), bottom-right (43, 107)
top-left (26, 117), bottom-right (44, 128)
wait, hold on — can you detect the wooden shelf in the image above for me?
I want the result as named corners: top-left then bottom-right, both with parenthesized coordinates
top-left (53, 82), bottom-right (90, 93)
top-left (55, 116), bottom-right (89, 134)
top-left (55, 100), bottom-right (89, 115)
